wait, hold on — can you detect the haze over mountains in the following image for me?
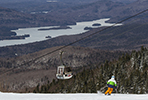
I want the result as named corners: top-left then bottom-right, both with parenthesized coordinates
top-left (0, 0), bottom-right (148, 57)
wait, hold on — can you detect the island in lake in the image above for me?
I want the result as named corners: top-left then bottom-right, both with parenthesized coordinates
top-left (38, 26), bottom-right (72, 31)
top-left (45, 36), bottom-right (52, 39)
top-left (92, 23), bottom-right (101, 26)
top-left (84, 23), bottom-right (101, 30)
top-left (0, 34), bottom-right (30, 41)
top-left (84, 27), bottom-right (93, 30)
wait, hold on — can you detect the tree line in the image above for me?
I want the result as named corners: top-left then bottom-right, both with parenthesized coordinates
top-left (33, 46), bottom-right (148, 94)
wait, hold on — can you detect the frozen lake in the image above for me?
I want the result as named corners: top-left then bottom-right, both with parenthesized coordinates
top-left (0, 18), bottom-right (121, 47)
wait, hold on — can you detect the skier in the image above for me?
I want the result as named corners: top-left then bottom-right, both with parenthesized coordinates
top-left (105, 75), bottom-right (117, 95)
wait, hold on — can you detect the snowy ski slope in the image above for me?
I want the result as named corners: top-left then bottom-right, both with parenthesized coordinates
top-left (1, 92), bottom-right (148, 100)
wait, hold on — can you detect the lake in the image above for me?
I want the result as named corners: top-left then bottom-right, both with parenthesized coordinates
top-left (0, 18), bottom-right (121, 47)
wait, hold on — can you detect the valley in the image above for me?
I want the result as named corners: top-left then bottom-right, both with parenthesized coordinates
top-left (0, 0), bottom-right (148, 93)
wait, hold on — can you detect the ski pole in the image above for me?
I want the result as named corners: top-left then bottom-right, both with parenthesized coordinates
top-left (115, 89), bottom-right (118, 93)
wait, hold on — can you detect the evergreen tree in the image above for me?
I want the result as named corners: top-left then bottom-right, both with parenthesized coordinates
top-left (33, 47), bottom-right (148, 94)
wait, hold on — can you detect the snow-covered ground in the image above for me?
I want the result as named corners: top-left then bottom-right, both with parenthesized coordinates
top-left (1, 92), bottom-right (148, 100)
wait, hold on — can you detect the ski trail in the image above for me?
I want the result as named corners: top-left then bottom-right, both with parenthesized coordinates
top-left (0, 92), bottom-right (148, 100)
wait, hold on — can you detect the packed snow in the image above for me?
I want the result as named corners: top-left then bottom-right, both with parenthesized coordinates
top-left (1, 91), bottom-right (148, 100)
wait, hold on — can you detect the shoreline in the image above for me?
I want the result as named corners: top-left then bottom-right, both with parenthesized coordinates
top-left (0, 18), bottom-right (122, 47)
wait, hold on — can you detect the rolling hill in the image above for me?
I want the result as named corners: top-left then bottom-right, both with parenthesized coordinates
top-left (0, 0), bottom-right (147, 41)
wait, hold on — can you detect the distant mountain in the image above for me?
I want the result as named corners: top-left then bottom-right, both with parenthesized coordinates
top-left (59, 0), bottom-right (138, 3)
top-left (58, 0), bottom-right (99, 3)
top-left (53, 0), bottom-right (148, 23)
top-left (0, 0), bottom-right (123, 41)
top-left (110, 0), bottom-right (138, 3)
top-left (0, 0), bottom-right (146, 23)
top-left (0, 0), bottom-right (148, 57)
top-left (26, 0), bottom-right (147, 23)
top-left (0, 7), bottom-right (75, 28)
top-left (0, 0), bottom-right (46, 3)
top-left (0, 7), bottom-right (75, 40)
top-left (0, 0), bottom-right (137, 4)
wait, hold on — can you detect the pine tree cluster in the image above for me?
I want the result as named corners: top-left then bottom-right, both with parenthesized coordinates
top-left (33, 46), bottom-right (148, 94)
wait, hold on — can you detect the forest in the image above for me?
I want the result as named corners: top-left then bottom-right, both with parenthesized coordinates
top-left (33, 46), bottom-right (148, 94)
